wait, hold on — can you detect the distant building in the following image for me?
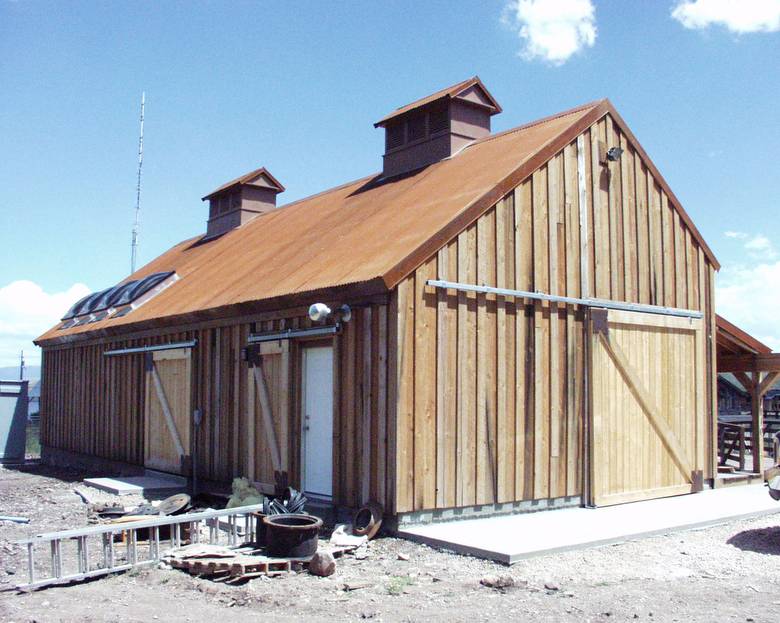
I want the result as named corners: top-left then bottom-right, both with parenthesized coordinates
top-left (717, 373), bottom-right (780, 416)
top-left (718, 374), bottom-right (750, 415)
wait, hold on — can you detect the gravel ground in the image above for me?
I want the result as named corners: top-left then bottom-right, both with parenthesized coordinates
top-left (1, 464), bottom-right (780, 622)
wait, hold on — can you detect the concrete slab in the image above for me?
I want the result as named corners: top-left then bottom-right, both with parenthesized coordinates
top-left (398, 485), bottom-right (780, 564)
top-left (84, 471), bottom-right (187, 497)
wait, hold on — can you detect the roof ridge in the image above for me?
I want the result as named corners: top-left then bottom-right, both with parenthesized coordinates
top-left (468, 99), bottom-right (605, 148)
top-left (275, 172), bottom-right (378, 212)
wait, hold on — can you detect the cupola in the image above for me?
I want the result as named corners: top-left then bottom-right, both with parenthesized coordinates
top-left (374, 76), bottom-right (502, 178)
top-left (202, 167), bottom-right (285, 238)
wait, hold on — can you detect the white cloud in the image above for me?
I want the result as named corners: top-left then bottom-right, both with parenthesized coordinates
top-left (672, 0), bottom-right (780, 33)
top-left (724, 231), bottom-right (748, 239)
top-left (0, 280), bottom-right (90, 367)
top-left (717, 260), bottom-right (780, 351)
top-left (503, 0), bottom-right (597, 65)
top-left (744, 234), bottom-right (778, 260)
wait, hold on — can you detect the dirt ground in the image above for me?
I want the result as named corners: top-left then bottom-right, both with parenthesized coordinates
top-left (1, 464), bottom-right (780, 622)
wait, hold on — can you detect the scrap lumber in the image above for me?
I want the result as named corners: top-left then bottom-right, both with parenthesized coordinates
top-left (163, 542), bottom-right (354, 580)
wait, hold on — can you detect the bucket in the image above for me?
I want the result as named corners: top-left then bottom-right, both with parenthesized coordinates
top-left (251, 512), bottom-right (268, 546)
top-left (263, 513), bottom-right (322, 557)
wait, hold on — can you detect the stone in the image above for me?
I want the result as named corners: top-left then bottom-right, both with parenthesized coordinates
top-left (309, 551), bottom-right (337, 577)
top-left (480, 575), bottom-right (515, 589)
top-left (397, 553), bottom-right (410, 561)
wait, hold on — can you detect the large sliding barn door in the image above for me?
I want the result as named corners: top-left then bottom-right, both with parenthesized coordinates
top-left (246, 341), bottom-right (290, 492)
top-left (144, 348), bottom-right (192, 474)
top-left (590, 309), bottom-right (706, 506)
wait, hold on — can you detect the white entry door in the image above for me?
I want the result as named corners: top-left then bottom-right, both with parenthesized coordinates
top-left (301, 345), bottom-right (334, 500)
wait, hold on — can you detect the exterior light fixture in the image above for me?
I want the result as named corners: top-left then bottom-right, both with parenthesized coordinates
top-left (606, 147), bottom-right (623, 161)
top-left (308, 303), bottom-right (352, 323)
top-left (308, 303), bottom-right (331, 322)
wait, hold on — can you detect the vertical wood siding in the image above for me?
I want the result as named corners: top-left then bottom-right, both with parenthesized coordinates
top-left (40, 304), bottom-right (392, 510)
top-left (392, 115), bottom-right (717, 513)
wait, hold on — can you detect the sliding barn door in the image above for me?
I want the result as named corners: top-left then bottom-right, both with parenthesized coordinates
top-left (590, 309), bottom-right (706, 506)
top-left (246, 341), bottom-right (290, 492)
top-left (144, 348), bottom-right (192, 474)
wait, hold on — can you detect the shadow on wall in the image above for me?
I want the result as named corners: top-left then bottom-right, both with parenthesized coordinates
top-left (727, 526), bottom-right (780, 556)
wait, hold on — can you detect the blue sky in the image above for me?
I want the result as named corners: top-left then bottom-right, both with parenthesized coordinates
top-left (1, 0), bottom-right (779, 366)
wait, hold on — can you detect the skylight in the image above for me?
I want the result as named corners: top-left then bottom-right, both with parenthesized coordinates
top-left (60, 271), bottom-right (178, 328)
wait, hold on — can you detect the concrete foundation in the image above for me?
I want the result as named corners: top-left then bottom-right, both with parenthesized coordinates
top-left (398, 485), bottom-right (780, 564)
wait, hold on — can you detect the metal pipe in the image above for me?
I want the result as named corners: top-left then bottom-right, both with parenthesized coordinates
top-left (248, 324), bottom-right (340, 344)
top-left (427, 280), bottom-right (703, 319)
top-left (103, 340), bottom-right (198, 356)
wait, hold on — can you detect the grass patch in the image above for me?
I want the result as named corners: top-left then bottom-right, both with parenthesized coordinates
top-left (387, 575), bottom-right (415, 596)
top-left (25, 421), bottom-right (40, 457)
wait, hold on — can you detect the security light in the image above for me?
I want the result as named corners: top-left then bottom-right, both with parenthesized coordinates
top-left (606, 147), bottom-right (623, 161)
top-left (308, 303), bottom-right (332, 322)
top-left (308, 302), bottom-right (352, 323)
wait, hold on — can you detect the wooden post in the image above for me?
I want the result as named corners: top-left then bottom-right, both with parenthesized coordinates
top-left (751, 372), bottom-right (764, 473)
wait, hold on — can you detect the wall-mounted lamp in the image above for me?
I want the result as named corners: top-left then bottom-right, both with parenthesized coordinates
top-left (606, 146), bottom-right (623, 162)
top-left (308, 303), bottom-right (352, 323)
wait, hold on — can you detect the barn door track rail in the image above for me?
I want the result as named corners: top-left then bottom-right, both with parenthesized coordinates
top-left (247, 324), bottom-right (340, 344)
top-left (15, 503), bottom-right (263, 591)
top-left (427, 280), bottom-right (703, 319)
top-left (103, 339), bottom-right (198, 356)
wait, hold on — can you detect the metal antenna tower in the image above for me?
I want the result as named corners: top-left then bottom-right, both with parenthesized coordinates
top-left (130, 91), bottom-right (145, 274)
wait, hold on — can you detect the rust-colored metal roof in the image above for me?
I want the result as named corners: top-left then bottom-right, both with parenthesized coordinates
top-left (374, 76), bottom-right (502, 127)
top-left (716, 314), bottom-right (772, 355)
top-left (37, 98), bottom-right (719, 345)
top-left (202, 166), bottom-right (285, 200)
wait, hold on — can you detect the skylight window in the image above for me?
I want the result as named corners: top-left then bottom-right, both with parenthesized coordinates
top-left (59, 271), bottom-right (178, 329)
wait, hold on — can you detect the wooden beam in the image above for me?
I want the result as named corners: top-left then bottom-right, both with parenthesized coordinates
top-left (597, 332), bottom-right (694, 481)
top-left (751, 381), bottom-right (764, 473)
top-left (734, 371), bottom-right (755, 392)
top-left (757, 371), bottom-right (780, 397)
top-left (718, 353), bottom-right (780, 373)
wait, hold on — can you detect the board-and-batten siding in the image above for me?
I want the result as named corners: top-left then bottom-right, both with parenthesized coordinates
top-left (392, 114), bottom-right (717, 514)
top-left (39, 305), bottom-right (392, 511)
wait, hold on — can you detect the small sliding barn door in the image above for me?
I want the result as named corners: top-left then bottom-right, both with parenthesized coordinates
top-left (246, 341), bottom-right (290, 492)
top-left (144, 348), bottom-right (192, 474)
top-left (590, 309), bottom-right (706, 506)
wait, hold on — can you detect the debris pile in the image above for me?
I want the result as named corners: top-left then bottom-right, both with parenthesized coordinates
top-left (163, 541), bottom-right (353, 583)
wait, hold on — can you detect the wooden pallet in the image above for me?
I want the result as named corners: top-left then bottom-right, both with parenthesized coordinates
top-left (169, 554), bottom-right (292, 577)
top-left (165, 543), bottom-right (354, 580)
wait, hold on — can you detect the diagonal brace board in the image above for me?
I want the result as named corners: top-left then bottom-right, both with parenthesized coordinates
top-left (252, 365), bottom-right (282, 473)
top-left (757, 371), bottom-right (780, 397)
top-left (149, 362), bottom-right (186, 458)
top-left (597, 331), bottom-right (694, 482)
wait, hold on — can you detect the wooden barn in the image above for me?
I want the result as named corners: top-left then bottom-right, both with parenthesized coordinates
top-left (36, 77), bottom-right (721, 520)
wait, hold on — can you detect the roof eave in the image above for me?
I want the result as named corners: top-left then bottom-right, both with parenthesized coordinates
top-left (35, 278), bottom-right (389, 348)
